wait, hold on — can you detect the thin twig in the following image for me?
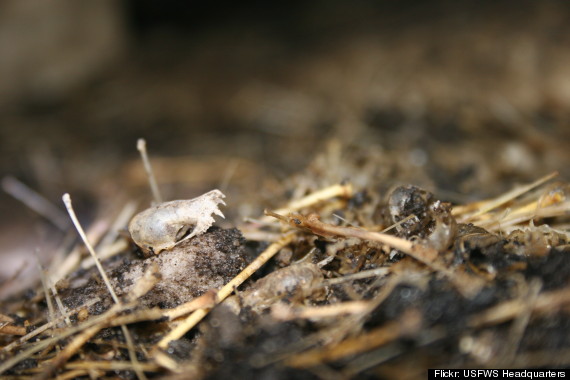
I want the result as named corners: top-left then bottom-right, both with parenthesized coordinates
top-left (380, 214), bottom-right (417, 233)
top-left (65, 361), bottom-right (159, 372)
top-left (0, 323), bottom-right (26, 336)
top-left (469, 286), bottom-right (570, 327)
top-left (137, 138), bottom-right (163, 204)
top-left (50, 282), bottom-right (71, 327)
top-left (478, 202), bottom-right (570, 232)
top-left (286, 309), bottom-right (422, 368)
top-left (322, 267), bottom-right (390, 286)
top-left (62, 194), bottom-right (146, 380)
top-left (0, 313), bottom-right (14, 323)
top-left (97, 292), bottom-right (217, 327)
top-left (259, 183), bottom-right (353, 224)
top-left (454, 172), bottom-right (558, 220)
top-left (35, 253), bottom-right (56, 328)
top-left (271, 300), bottom-right (372, 321)
top-left (2, 297), bottom-right (101, 353)
top-left (63, 194), bottom-right (120, 304)
top-left (162, 290), bottom-right (217, 320)
top-left (2, 176), bottom-right (69, 230)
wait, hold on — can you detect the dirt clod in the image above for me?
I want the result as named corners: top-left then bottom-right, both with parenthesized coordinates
top-left (61, 227), bottom-right (248, 312)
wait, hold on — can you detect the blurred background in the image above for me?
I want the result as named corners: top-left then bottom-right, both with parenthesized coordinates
top-left (1, 0), bottom-right (570, 296)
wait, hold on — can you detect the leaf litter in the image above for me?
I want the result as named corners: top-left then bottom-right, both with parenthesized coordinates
top-left (1, 141), bottom-right (570, 379)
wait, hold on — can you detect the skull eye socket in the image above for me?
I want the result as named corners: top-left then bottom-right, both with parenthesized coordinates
top-left (175, 225), bottom-right (195, 241)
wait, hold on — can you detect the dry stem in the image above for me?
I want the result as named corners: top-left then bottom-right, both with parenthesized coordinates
top-left (137, 138), bottom-right (163, 204)
top-left (62, 193), bottom-right (146, 380)
top-left (2, 297), bottom-right (100, 353)
top-left (469, 286), bottom-right (570, 327)
top-left (259, 183), bottom-right (353, 224)
top-left (271, 300), bottom-right (372, 321)
top-left (286, 309), bottom-right (422, 368)
top-left (2, 175), bottom-right (69, 230)
top-left (0, 323), bottom-right (26, 336)
top-left (453, 171), bottom-right (558, 219)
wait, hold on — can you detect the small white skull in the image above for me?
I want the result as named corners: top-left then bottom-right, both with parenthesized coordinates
top-left (128, 190), bottom-right (226, 254)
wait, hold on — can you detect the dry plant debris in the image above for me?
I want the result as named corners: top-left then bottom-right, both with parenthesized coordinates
top-left (1, 145), bottom-right (570, 379)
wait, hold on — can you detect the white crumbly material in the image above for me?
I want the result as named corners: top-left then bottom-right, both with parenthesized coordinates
top-left (128, 189), bottom-right (226, 254)
top-left (63, 227), bottom-right (248, 310)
